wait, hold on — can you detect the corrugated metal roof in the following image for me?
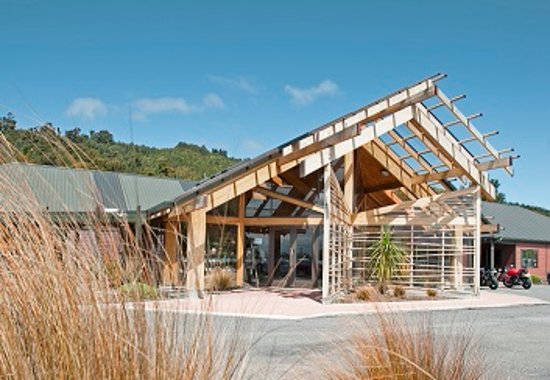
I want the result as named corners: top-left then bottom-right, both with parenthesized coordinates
top-left (482, 202), bottom-right (550, 243)
top-left (0, 163), bottom-right (196, 215)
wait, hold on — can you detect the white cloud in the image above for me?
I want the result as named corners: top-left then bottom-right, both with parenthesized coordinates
top-left (208, 75), bottom-right (258, 94)
top-left (65, 97), bottom-right (108, 120)
top-left (132, 94), bottom-right (225, 120)
top-left (203, 93), bottom-right (225, 110)
top-left (284, 79), bottom-right (339, 106)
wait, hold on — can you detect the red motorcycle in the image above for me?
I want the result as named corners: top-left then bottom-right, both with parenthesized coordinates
top-left (501, 266), bottom-right (532, 289)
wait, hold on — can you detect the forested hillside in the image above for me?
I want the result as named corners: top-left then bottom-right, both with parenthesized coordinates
top-left (0, 113), bottom-right (240, 180)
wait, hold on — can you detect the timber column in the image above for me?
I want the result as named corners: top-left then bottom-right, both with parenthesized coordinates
top-left (162, 220), bottom-right (180, 286)
top-left (186, 210), bottom-right (206, 297)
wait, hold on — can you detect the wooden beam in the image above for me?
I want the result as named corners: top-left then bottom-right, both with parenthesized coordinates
top-left (205, 214), bottom-right (323, 227)
top-left (364, 181), bottom-right (403, 193)
top-left (162, 220), bottom-right (179, 286)
top-left (244, 216), bottom-right (323, 227)
top-left (168, 159), bottom-right (281, 219)
top-left (186, 210), bottom-right (206, 296)
top-left (281, 79), bottom-right (436, 158)
top-left (361, 140), bottom-right (434, 198)
top-left (388, 129), bottom-right (453, 191)
top-left (476, 156), bottom-right (513, 172)
top-left (481, 224), bottom-right (499, 234)
top-left (435, 87), bottom-right (512, 176)
top-left (411, 167), bottom-right (464, 184)
top-left (354, 213), bottom-right (477, 226)
top-left (236, 194), bottom-right (245, 287)
top-left (205, 215), bottom-right (240, 225)
top-left (411, 104), bottom-right (496, 199)
top-left (279, 170), bottom-right (313, 196)
top-left (299, 106), bottom-right (416, 178)
top-left (355, 186), bottom-right (478, 222)
top-left (254, 186), bottom-right (324, 214)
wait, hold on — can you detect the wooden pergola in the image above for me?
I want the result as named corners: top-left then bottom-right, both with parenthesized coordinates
top-left (147, 73), bottom-right (516, 299)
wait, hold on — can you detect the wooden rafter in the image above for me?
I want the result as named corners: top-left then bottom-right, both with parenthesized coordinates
top-left (361, 139), bottom-right (435, 199)
top-left (411, 104), bottom-right (496, 199)
top-left (435, 87), bottom-right (513, 176)
top-left (281, 77), bottom-right (438, 158)
top-left (254, 186), bottom-right (324, 214)
top-left (298, 106), bottom-right (416, 178)
top-left (387, 129), bottom-right (453, 191)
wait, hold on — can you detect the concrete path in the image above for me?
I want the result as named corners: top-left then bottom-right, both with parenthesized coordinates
top-left (142, 287), bottom-right (547, 320)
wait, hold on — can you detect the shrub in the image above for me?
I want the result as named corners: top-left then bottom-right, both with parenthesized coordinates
top-left (120, 282), bottom-right (158, 300)
top-left (393, 286), bottom-right (406, 298)
top-left (206, 267), bottom-right (234, 291)
top-left (377, 282), bottom-right (389, 295)
top-left (355, 286), bottom-right (376, 301)
top-left (367, 227), bottom-right (406, 284)
top-left (531, 274), bottom-right (542, 285)
top-left (426, 288), bottom-right (437, 298)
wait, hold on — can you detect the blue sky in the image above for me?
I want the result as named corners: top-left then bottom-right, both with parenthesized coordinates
top-left (1, 0), bottom-right (549, 207)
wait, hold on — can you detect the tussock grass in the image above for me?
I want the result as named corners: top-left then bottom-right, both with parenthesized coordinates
top-left (326, 314), bottom-right (484, 380)
top-left (206, 267), bottom-right (235, 291)
top-left (0, 133), bottom-right (249, 379)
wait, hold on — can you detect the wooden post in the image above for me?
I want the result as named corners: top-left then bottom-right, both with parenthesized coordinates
top-left (474, 186), bottom-right (482, 295)
top-left (311, 225), bottom-right (320, 287)
top-left (288, 227), bottom-right (297, 287)
top-left (236, 194), bottom-right (246, 287)
top-left (162, 220), bottom-right (179, 286)
top-left (186, 210), bottom-right (206, 297)
top-left (343, 152), bottom-right (354, 212)
top-left (454, 225), bottom-right (464, 291)
top-left (322, 164), bottom-right (331, 301)
top-left (267, 227), bottom-right (276, 284)
top-left (343, 152), bottom-right (354, 287)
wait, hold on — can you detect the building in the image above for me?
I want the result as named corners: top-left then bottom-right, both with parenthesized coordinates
top-left (482, 202), bottom-right (550, 279)
top-left (144, 73), bottom-right (516, 300)
top-left (0, 74), bottom-right (517, 300)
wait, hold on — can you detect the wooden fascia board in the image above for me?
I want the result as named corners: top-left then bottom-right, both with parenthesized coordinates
top-left (168, 159), bottom-right (280, 219)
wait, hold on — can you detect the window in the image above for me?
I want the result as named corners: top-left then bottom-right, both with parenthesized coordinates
top-left (521, 249), bottom-right (538, 268)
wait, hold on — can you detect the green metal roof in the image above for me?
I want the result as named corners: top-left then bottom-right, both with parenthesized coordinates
top-left (0, 163), bottom-right (196, 218)
top-left (482, 202), bottom-right (550, 244)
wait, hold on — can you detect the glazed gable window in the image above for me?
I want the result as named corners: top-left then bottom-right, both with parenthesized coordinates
top-left (521, 249), bottom-right (538, 268)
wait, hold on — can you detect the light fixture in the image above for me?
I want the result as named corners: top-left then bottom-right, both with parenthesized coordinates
top-left (380, 169), bottom-right (390, 177)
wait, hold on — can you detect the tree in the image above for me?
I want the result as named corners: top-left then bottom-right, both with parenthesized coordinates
top-left (367, 227), bottom-right (406, 285)
top-left (490, 179), bottom-right (506, 203)
top-left (90, 130), bottom-right (114, 144)
top-left (0, 112), bottom-right (17, 131)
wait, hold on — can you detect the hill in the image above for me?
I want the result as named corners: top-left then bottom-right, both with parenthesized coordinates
top-left (0, 113), bottom-right (241, 180)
